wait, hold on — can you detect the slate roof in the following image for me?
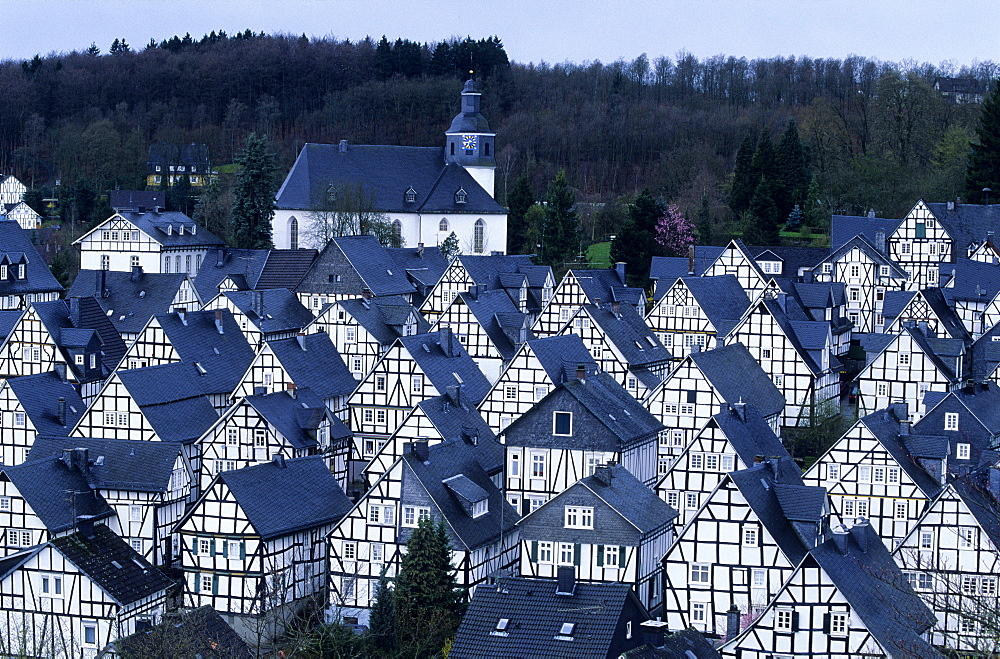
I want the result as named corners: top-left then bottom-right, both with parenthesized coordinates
top-left (108, 190), bottom-right (164, 211)
top-left (115, 363), bottom-right (222, 443)
top-left (920, 287), bottom-right (973, 343)
top-left (856, 332), bottom-right (896, 367)
top-left (573, 268), bottom-right (645, 309)
top-left (266, 332), bottom-right (357, 401)
top-left (969, 322), bottom-right (1000, 380)
top-left (809, 523), bottom-right (939, 658)
top-left (859, 409), bottom-right (944, 498)
top-left (940, 258), bottom-right (1000, 304)
top-left (2, 457), bottom-right (112, 533)
top-left (812, 233), bottom-right (907, 278)
top-left (0, 310), bottom-right (21, 341)
top-left (27, 436), bottom-right (181, 493)
top-left (193, 248), bottom-right (270, 301)
top-left (5, 371), bottom-right (85, 436)
top-left (215, 455), bottom-right (352, 539)
top-left (690, 344), bottom-right (786, 418)
top-left (338, 295), bottom-right (429, 346)
top-left (579, 464), bottom-right (678, 533)
top-left (416, 394), bottom-right (500, 472)
top-left (148, 308), bottom-right (255, 392)
top-left (219, 288), bottom-right (313, 334)
top-left (0, 223), bottom-right (63, 296)
top-left (830, 214), bottom-right (901, 252)
top-left (551, 371), bottom-right (663, 445)
top-left (400, 438), bottom-right (517, 550)
top-left (525, 334), bottom-right (599, 384)
top-left (398, 331), bottom-right (492, 405)
top-left (75, 211), bottom-right (224, 248)
top-left (879, 290), bottom-right (917, 330)
top-left (33, 298), bottom-right (127, 376)
top-left (649, 247), bottom-right (725, 285)
top-left (297, 235), bottom-right (417, 298)
top-left (50, 524), bottom-right (173, 606)
top-left (758, 298), bottom-right (827, 374)
top-left (245, 388), bottom-right (328, 450)
top-left (387, 244), bottom-right (449, 292)
top-left (631, 628), bottom-right (720, 658)
top-left (585, 303), bottom-right (672, 368)
top-left (926, 202), bottom-right (1000, 253)
top-left (951, 476), bottom-right (1000, 551)
top-left (68, 269), bottom-right (188, 336)
top-left (256, 249), bottom-right (318, 289)
top-left (455, 287), bottom-right (530, 359)
top-left (920, 382), bottom-right (1000, 440)
top-left (711, 402), bottom-right (789, 466)
top-left (745, 244), bottom-right (829, 287)
top-left (675, 275), bottom-right (751, 335)
top-left (450, 575), bottom-right (644, 659)
top-left (906, 325), bottom-right (965, 380)
top-left (276, 143), bottom-right (505, 215)
top-left (115, 605), bottom-right (252, 658)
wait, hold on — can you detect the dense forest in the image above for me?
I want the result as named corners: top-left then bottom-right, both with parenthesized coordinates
top-left (1, 30), bottom-right (996, 244)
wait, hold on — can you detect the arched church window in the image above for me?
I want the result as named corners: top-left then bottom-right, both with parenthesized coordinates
top-left (474, 219), bottom-right (485, 254)
top-left (392, 220), bottom-right (403, 245)
top-left (289, 216), bottom-right (299, 250)
top-left (439, 218), bottom-right (449, 232)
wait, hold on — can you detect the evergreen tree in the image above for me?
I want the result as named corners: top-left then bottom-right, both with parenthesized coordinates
top-left (696, 196), bottom-right (714, 245)
top-left (522, 203), bottom-right (546, 257)
top-left (374, 36), bottom-right (393, 79)
top-left (394, 519), bottom-right (462, 655)
top-left (729, 135), bottom-right (756, 215)
top-left (231, 133), bottom-right (276, 249)
top-left (775, 119), bottom-right (809, 221)
top-left (368, 572), bottom-right (396, 652)
top-left (750, 131), bottom-right (777, 191)
top-left (541, 170), bottom-right (579, 269)
top-left (745, 176), bottom-right (781, 245)
top-left (85, 43), bottom-right (100, 56)
top-left (785, 204), bottom-right (804, 231)
top-left (440, 231), bottom-right (460, 260)
top-left (610, 188), bottom-right (662, 288)
top-left (505, 174), bottom-right (534, 254)
top-left (966, 79), bottom-right (1000, 204)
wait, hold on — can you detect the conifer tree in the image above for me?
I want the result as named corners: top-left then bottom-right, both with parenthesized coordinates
top-left (440, 231), bottom-right (460, 260)
top-left (368, 572), bottom-right (396, 652)
top-left (505, 174), bottom-right (535, 254)
top-left (729, 135), bottom-right (756, 215)
top-left (231, 133), bottom-right (276, 249)
top-left (966, 79), bottom-right (1000, 204)
top-left (696, 196), bottom-right (714, 245)
top-left (746, 176), bottom-right (781, 245)
top-left (610, 188), bottom-right (663, 288)
top-left (775, 119), bottom-right (810, 220)
top-left (541, 170), bottom-right (579, 269)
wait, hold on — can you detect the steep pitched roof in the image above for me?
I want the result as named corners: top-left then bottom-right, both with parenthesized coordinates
top-left (860, 409), bottom-right (944, 498)
top-left (217, 456), bottom-right (352, 539)
top-left (192, 248), bottom-right (271, 301)
top-left (387, 244), bottom-right (449, 291)
top-left (813, 234), bottom-right (907, 277)
top-left (5, 371), bottom-right (85, 436)
top-left (115, 363), bottom-right (222, 443)
top-left (573, 268), bottom-right (645, 308)
top-left (459, 254), bottom-right (538, 287)
top-left (585, 303), bottom-right (672, 368)
top-left (244, 388), bottom-right (328, 450)
top-left (338, 295), bottom-right (429, 345)
top-left (0, 223), bottom-right (63, 296)
top-left (398, 331), bottom-right (491, 405)
top-left (256, 249), bottom-right (318, 289)
top-left (710, 403), bottom-right (789, 466)
top-left (266, 332), bottom-right (357, 401)
top-left (455, 287), bottom-right (530, 359)
top-left (33, 298), bottom-right (127, 375)
top-left (579, 464), bottom-right (678, 533)
top-left (689, 344), bottom-right (786, 418)
top-left (559, 372), bottom-right (663, 442)
top-left (926, 202), bottom-right (1000, 253)
top-left (649, 247), bottom-right (725, 286)
top-left (416, 394), bottom-right (499, 471)
top-left (28, 436), bottom-right (181, 493)
top-left (68, 269), bottom-right (188, 336)
top-left (114, 605), bottom-right (252, 658)
top-left (149, 308), bottom-right (255, 392)
top-left (830, 214), bottom-right (902, 252)
top-left (525, 334), bottom-right (599, 384)
top-left (296, 235), bottom-right (417, 297)
top-left (677, 275), bottom-right (751, 334)
top-left (50, 525), bottom-right (173, 606)
top-left (2, 458), bottom-right (112, 533)
top-left (219, 288), bottom-right (313, 334)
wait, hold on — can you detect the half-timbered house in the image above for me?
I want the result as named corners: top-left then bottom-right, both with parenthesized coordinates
top-left (699, 240), bottom-right (773, 300)
top-left (926, 200), bottom-right (1000, 263)
top-left (0, 524), bottom-right (172, 658)
top-left (644, 343), bottom-right (785, 467)
top-left (192, 247), bottom-right (317, 303)
top-left (882, 287), bottom-right (972, 341)
top-left (532, 265), bottom-right (644, 337)
top-left (939, 257), bottom-right (1000, 338)
top-left (656, 402), bottom-right (789, 524)
top-left (329, 437), bottom-right (517, 625)
top-left (0, 222), bottom-right (63, 310)
top-left (478, 333), bottom-right (598, 433)
top-left (661, 457), bottom-right (827, 636)
top-left (500, 370), bottom-right (663, 513)
top-left (203, 288), bottom-right (314, 349)
top-left (0, 371), bottom-right (85, 465)
top-left (645, 275), bottom-right (750, 357)
top-left (309, 294), bottom-right (428, 381)
top-left (177, 455), bottom-right (352, 640)
top-left (518, 463), bottom-right (677, 612)
top-left (73, 210), bottom-right (224, 275)
top-left (884, 200), bottom-right (953, 289)
top-left (385, 243), bottom-right (449, 307)
top-left (432, 285), bottom-right (532, 382)
top-left (720, 520), bottom-right (939, 658)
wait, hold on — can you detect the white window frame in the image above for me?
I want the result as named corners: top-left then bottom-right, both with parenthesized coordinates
top-left (945, 413), bottom-right (959, 431)
top-left (552, 411), bottom-right (572, 436)
top-left (829, 611), bottom-right (848, 636)
top-left (690, 563), bottom-right (710, 585)
top-left (564, 506), bottom-right (594, 529)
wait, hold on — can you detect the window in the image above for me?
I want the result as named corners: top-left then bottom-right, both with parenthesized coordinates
top-left (898, 353), bottom-right (910, 366)
top-left (691, 602), bottom-right (707, 624)
top-left (376, 409), bottom-right (386, 424)
top-left (0, 497), bottom-right (8, 511)
top-left (666, 491), bottom-right (679, 508)
top-left (371, 542), bottom-right (385, 563)
top-left (509, 452), bottom-right (520, 477)
top-left (752, 569), bottom-right (766, 588)
top-left (289, 216), bottom-right (299, 250)
top-left (850, 265), bottom-right (860, 278)
top-left (226, 428), bottom-right (239, 446)
top-left (827, 463), bottom-right (840, 480)
top-left (13, 412), bottom-right (24, 428)
top-left (829, 612), bottom-right (848, 636)
top-left (101, 254), bottom-right (110, 270)
top-left (504, 385), bottom-right (517, 400)
top-left (564, 506), bottom-right (594, 529)
top-left (776, 608), bottom-right (794, 631)
top-left (351, 357), bottom-right (362, 373)
top-left (961, 617), bottom-right (978, 634)
top-left (253, 429), bottom-right (266, 447)
top-left (363, 409), bottom-right (374, 424)
top-left (906, 571), bottom-right (933, 591)
top-left (690, 454), bottom-right (704, 470)
top-left (227, 540), bottom-right (241, 560)
top-left (129, 505), bottom-right (142, 522)
top-left (822, 263), bottom-right (833, 273)
top-left (877, 383), bottom-right (887, 396)
top-left (680, 403), bottom-right (694, 416)
top-left (895, 501), bottom-right (907, 520)
top-left (686, 492), bottom-right (699, 509)
top-left (534, 386), bottom-right (547, 401)
top-left (962, 575), bottom-right (977, 594)
top-left (981, 576), bottom-right (997, 595)
top-left (439, 218), bottom-right (449, 232)
top-left (375, 375), bottom-right (386, 392)
top-left (901, 242), bottom-right (912, 255)
top-left (958, 527), bottom-right (976, 548)
top-left (553, 411), bottom-right (572, 436)
top-left (342, 577), bottom-right (356, 599)
top-left (368, 504), bottom-right (395, 525)
top-left (538, 541), bottom-right (553, 563)
top-left (945, 413), bottom-right (959, 431)
top-left (880, 265), bottom-right (890, 277)
top-left (402, 506), bottom-right (430, 527)
top-left (531, 453), bottom-right (546, 478)
top-left (957, 443), bottom-right (971, 460)
top-left (558, 542), bottom-right (575, 565)
top-left (83, 621), bottom-right (97, 646)
top-left (473, 219), bottom-right (485, 253)
top-left (343, 541), bottom-right (356, 560)
top-left (690, 563), bottom-right (710, 584)
top-left (411, 375), bottom-right (423, 394)
top-left (722, 454), bottom-right (735, 471)
top-left (199, 538), bottom-right (211, 555)
top-left (919, 530), bottom-right (933, 550)
top-left (761, 348), bottom-right (771, 359)
top-left (392, 219), bottom-right (402, 243)
top-left (743, 526), bottom-right (758, 547)
top-left (705, 454), bottom-right (719, 471)
top-left (774, 374), bottom-right (783, 387)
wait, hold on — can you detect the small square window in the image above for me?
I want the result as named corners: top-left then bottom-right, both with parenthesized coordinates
top-left (553, 411), bottom-right (572, 436)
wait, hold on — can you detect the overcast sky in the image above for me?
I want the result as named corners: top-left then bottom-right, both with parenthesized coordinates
top-left (4, 0), bottom-right (998, 68)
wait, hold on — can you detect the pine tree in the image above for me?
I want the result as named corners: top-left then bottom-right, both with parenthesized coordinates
top-left (541, 170), bottom-right (579, 269)
top-left (440, 231), bottom-right (460, 260)
top-left (394, 518), bottom-right (462, 655)
top-left (368, 572), bottom-right (396, 652)
top-left (729, 135), bottom-right (756, 215)
top-left (610, 188), bottom-right (662, 288)
top-left (505, 174), bottom-right (535, 254)
top-left (746, 176), bottom-right (781, 245)
top-left (966, 79), bottom-right (1000, 204)
top-left (696, 196), bottom-right (714, 245)
top-left (750, 132), bottom-right (777, 191)
top-left (231, 133), bottom-right (276, 249)
top-left (775, 119), bottom-right (809, 221)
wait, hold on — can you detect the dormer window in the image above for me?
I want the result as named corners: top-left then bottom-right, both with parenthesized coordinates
top-left (0, 265), bottom-right (7, 279)
top-left (405, 187), bottom-right (416, 203)
top-left (455, 188), bottom-right (467, 204)
top-left (472, 498), bottom-right (488, 517)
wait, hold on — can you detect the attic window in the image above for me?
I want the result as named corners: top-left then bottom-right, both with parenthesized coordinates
top-left (645, 336), bottom-right (657, 347)
top-left (491, 618), bottom-right (510, 637)
top-left (453, 372), bottom-right (464, 384)
top-left (111, 560), bottom-right (123, 569)
top-left (555, 622), bottom-right (576, 640)
top-left (405, 187), bottom-right (416, 203)
top-left (455, 188), bottom-right (467, 204)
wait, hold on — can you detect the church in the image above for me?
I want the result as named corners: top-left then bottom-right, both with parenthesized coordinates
top-left (272, 79), bottom-right (507, 254)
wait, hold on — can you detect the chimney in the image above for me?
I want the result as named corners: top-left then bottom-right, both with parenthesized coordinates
top-left (272, 453), bottom-right (287, 468)
top-left (296, 331), bottom-right (307, 350)
top-left (555, 565), bottom-right (576, 596)
top-left (69, 297), bottom-right (82, 327)
top-left (593, 464), bottom-right (612, 486)
top-left (726, 604), bottom-right (742, 641)
top-left (446, 384), bottom-right (462, 408)
top-left (615, 261), bottom-right (626, 285)
top-left (439, 327), bottom-right (453, 357)
top-left (875, 229), bottom-right (886, 255)
top-left (639, 620), bottom-right (668, 648)
top-left (688, 244), bottom-right (696, 275)
top-left (899, 420), bottom-right (910, 436)
top-left (54, 363), bottom-right (67, 382)
top-left (831, 524), bottom-right (850, 554)
top-left (890, 401), bottom-right (908, 422)
top-left (417, 242), bottom-right (425, 258)
top-left (850, 517), bottom-right (869, 552)
top-left (468, 285), bottom-right (479, 301)
top-left (61, 447), bottom-right (88, 474)
top-left (948, 200), bottom-right (956, 211)
top-left (775, 292), bottom-right (787, 315)
top-left (576, 363), bottom-right (587, 381)
top-left (339, 139), bottom-right (349, 153)
top-left (411, 439), bottom-right (429, 462)
top-left (611, 300), bottom-right (621, 318)
top-left (100, 268), bottom-right (108, 298)
top-left (214, 308), bottom-right (224, 334)
top-left (731, 402), bottom-right (747, 422)
top-left (361, 287), bottom-right (374, 300)
top-left (76, 515), bottom-right (97, 540)
top-left (130, 265), bottom-right (143, 282)
top-left (251, 290), bottom-right (264, 317)
top-left (461, 426), bottom-right (479, 445)
top-left (57, 397), bottom-right (66, 426)
top-left (287, 382), bottom-right (297, 399)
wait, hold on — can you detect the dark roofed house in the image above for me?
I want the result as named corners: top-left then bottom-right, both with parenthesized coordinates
top-left (0, 370), bottom-right (86, 464)
top-left (193, 247), bottom-right (317, 302)
top-left (68, 268), bottom-right (195, 339)
top-left (0, 222), bottom-right (64, 309)
top-left (109, 190), bottom-right (165, 212)
top-left (206, 288), bottom-right (314, 348)
top-left (147, 142), bottom-right (214, 187)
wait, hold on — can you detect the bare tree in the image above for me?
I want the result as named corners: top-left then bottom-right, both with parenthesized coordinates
top-left (304, 182), bottom-right (403, 249)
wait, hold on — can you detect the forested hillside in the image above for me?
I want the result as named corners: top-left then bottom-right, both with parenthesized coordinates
top-left (1, 30), bottom-right (995, 239)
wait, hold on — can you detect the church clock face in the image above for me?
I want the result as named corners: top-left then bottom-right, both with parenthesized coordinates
top-left (462, 134), bottom-right (478, 151)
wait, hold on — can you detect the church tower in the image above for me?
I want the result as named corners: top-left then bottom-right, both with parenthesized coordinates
top-left (445, 78), bottom-right (496, 198)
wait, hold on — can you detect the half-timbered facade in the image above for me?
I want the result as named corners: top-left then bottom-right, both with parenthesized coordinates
top-left (0, 223), bottom-right (63, 310)
top-left (645, 275), bottom-right (750, 357)
top-left (882, 287), bottom-right (971, 341)
top-left (203, 289), bottom-right (314, 348)
top-left (885, 199), bottom-right (953, 290)
top-left (701, 240), bottom-right (772, 300)
top-left (0, 371), bottom-right (85, 465)
top-left (532, 266), bottom-right (644, 337)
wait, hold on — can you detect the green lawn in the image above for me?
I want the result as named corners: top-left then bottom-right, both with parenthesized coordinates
top-left (587, 241), bottom-right (611, 268)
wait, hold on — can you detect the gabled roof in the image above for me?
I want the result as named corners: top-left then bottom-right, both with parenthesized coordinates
top-left (400, 438), bottom-right (517, 550)
top-left (115, 605), bottom-right (252, 658)
top-left (387, 244), bottom-right (449, 290)
top-left (880, 289), bottom-right (918, 329)
top-left (108, 190), bottom-right (164, 211)
top-left (33, 298), bottom-right (127, 375)
top-left (68, 269), bottom-right (188, 336)
top-left (416, 394), bottom-right (500, 472)
top-left (459, 254), bottom-right (538, 287)
top-left (584, 303), bottom-right (672, 368)
top-left (710, 402), bottom-right (789, 466)
top-left (969, 322), bottom-right (1000, 380)
top-left (256, 249), bottom-right (319, 289)
top-left (572, 268), bottom-right (645, 308)
top-left (192, 248), bottom-right (271, 301)
top-left (524, 334), bottom-right (599, 384)
top-left (338, 295), bottom-right (429, 345)
top-left (689, 344), bottom-right (786, 418)
top-left (28, 436), bottom-right (181, 493)
top-left (50, 525), bottom-right (173, 606)
top-left (275, 143), bottom-right (505, 214)
top-left (217, 456), bottom-right (352, 539)
top-left (115, 363), bottom-right (222, 443)
top-left (244, 388), bottom-right (328, 450)
top-left (926, 202), bottom-right (1000, 253)
top-left (147, 308), bottom-right (255, 392)
top-left (266, 332), bottom-right (357, 401)
top-left (451, 575), bottom-right (645, 659)
top-left (941, 257), bottom-right (1000, 304)
top-left (75, 211), bottom-right (223, 248)
top-left (859, 409), bottom-right (944, 498)
top-left (219, 288), bottom-right (313, 334)
top-left (674, 275), bottom-right (751, 334)
top-left (398, 331), bottom-right (491, 405)
top-left (0, 223), bottom-right (63, 296)
top-left (2, 458), bottom-right (112, 533)
top-left (579, 464), bottom-right (678, 533)
top-left (454, 287), bottom-right (531, 360)
top-left (830, 214), bottom-right (902, 252)
top-left (754, 297), bottom-right (826, 374)
top-left (650, 247), bottom-right (725, 285)
top-left (814, 233), bottom-right (907, 277)
top-left (5, 371), bottom-right (85, 436)
top-left (921, 287), bottom-right (973, 343)
top-left (905, 325), bottom-right (964, 380)
top-left (0, 309), bottom-right (21, 341)
top-left (297, 235), bottom-right (417, 298)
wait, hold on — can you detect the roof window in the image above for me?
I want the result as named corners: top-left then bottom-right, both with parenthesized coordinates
top-left (455, 188), bottom-right (467, 204)
top-left (555, 622), bottom-right (575, 640)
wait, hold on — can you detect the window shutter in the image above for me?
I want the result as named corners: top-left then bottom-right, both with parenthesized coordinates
top-left (792, 611), bottom-right (800, 631)
top-left (620, 546), bottom-right (627, 566)
top-left (210, 539), bottom-right (216, 556)
top-left (531, 541), bottom-right (537, 562)
top-left (573, 544), bottom-right (581, 566)
top-left (597, 545), bottom-right (604, 567)
top-left (240, 541), bottom-right (246, 561)
top-left (212, 574), bottom-right (219, 596)
top-left (822, 613), bottom-right (831, 634)
top-left (191, 538), bottom-right (197, 555)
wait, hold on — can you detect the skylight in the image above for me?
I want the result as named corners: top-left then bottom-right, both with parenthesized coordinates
top-left (453, 372), bottom-right (464, 384)
top-left (554, 622), bottom-right (576, 640)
